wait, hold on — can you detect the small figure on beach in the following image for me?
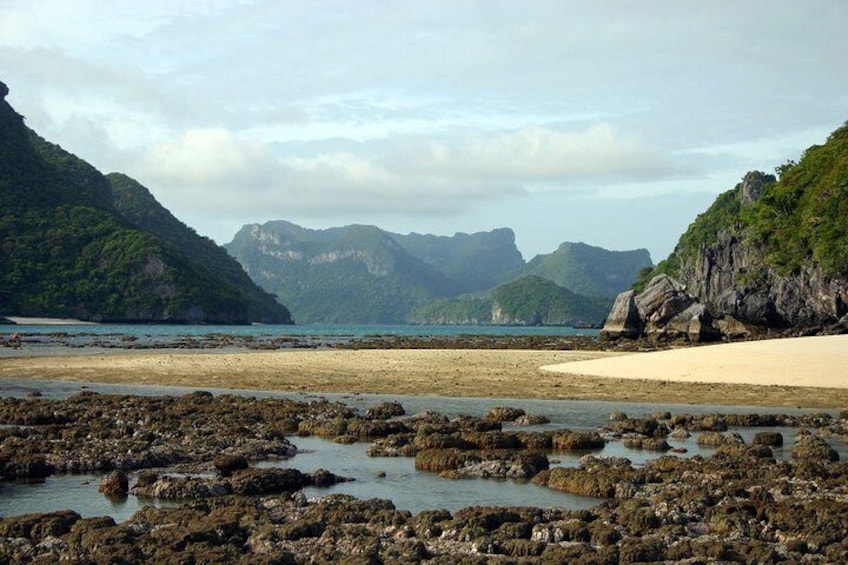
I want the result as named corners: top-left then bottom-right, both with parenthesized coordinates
top-left (7, 332), bottom-right (21, 348)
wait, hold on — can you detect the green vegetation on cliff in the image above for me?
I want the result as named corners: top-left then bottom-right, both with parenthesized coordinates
top-left (107, 173), bottom-right (290, 323)
top-left (744, 124), bottom-right (848, 276)
top-left (636, 187), bottom-right (744, 289)
top-left (641, 122), bottom-right (848, 290)
top-left (0, 81), bottom-right (291, 323)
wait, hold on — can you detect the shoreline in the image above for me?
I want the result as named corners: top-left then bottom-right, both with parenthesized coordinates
top-left (2, 341), bottom-right (847, 408)
top-left (2, 316), bottom-right (100, 326)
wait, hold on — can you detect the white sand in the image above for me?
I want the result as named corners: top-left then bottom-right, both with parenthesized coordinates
top-left (3, 317), bottom-right (98, 325)
top-left (541, 334), bottom-right (848, 389)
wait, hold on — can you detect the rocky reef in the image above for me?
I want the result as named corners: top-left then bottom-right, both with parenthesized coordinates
top-left (0, 393), bottom-right (847, 563)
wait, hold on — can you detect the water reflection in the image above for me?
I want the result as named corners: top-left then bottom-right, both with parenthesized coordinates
top-left (261, 436), bottom-right (599, 514)
top-left (0, 378), bottom-right (842, 522)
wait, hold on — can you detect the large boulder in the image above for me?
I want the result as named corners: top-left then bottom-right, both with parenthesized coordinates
top-left (635, 275), bottom-right (695, 323)
top-left (600, 290), bottom-right (642, 339)
top-left (601, 274), bottom-right (724, 342)
top-left (791, 434), bottom-right (839, 462)
top-left (213, 454), bottom-right (249, 477)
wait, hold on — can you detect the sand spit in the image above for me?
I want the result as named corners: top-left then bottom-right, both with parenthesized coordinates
top-left (542, 334), bottom-right (848, 389)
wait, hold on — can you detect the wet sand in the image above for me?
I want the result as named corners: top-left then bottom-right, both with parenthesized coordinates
top-left (2, 341), bottom-right (847, 408)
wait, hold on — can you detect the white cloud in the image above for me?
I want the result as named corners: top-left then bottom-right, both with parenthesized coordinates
top-left (137, 132), bottom-right (525, 219)
top-left (142, 128), bottom-right (281, 188)
top-left (394, 124), bottom-right (677, 184)
top-left (135, 122), bottom-right (684, 222)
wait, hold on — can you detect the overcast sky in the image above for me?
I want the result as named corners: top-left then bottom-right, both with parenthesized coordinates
top-left (1, 1), bottom-right (846, 262)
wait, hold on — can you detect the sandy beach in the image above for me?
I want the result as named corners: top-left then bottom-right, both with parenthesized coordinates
top-left (543, 334), bottom-right (848, 388)
top-left (2, 316), bottom-right (99, 325)
top-left (2, 335), bottom-right (847, 408)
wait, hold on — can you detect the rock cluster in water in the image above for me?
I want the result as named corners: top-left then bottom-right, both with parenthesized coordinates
top-left (0, 393), bottom-right (846, 563)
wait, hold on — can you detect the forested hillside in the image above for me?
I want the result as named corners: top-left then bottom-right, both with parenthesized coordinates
top-left (633, 122), bottom-right (848, 329)
top-left (0, 80), bottom-right (291, 324)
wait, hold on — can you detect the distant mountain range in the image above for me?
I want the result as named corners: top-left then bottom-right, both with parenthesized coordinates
top-left (508, 242), bottom-right (655, 298)
top-left (225, 220), bottom-right (652, 325)
top-left (0, 80), bottom-right (291, 324)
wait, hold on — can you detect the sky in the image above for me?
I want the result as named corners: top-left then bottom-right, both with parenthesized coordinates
top-left (1, 1), bottom-right (846, 263)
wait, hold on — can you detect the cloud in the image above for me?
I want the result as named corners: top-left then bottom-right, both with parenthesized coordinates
top-left (135, 121), bottom-right (686, 223)
top-left (393, 124), bottom-right (677, 184)
top-left (143, 128), bottom-right (281, 188)
top-left (278, 151), bottom-right (523, 215)
top-left (0, 47), bottom-right (172, 115)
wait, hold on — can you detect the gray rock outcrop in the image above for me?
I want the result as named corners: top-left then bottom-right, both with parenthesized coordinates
top-left (681, 233), bottom-right (848, 328)
top-left (601, 290), bottom-right (642, 339)
top-left (603, 170), bottom-right (848, 338)
top-left (601, 274), bottom-right (724, 342)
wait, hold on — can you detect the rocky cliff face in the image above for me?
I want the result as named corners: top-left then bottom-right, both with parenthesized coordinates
top-left (675, 172), bottom-right (848, 330)
top-left (681, 233), bottom-right (848, 328)
top-left (603, 163), bottom-right (848, 341)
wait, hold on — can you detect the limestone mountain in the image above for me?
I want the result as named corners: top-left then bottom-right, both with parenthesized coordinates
top-left (392, 228), bottom-right (524, 293)
top-left (227, 219), bottom-right (653, 324)
top-left (607, 122), bottom-right (848, 339)
top-left (0, 80), bottom-right (291, 324)
top-left (225, 221), bottom-right (467, 323)
top-left (506, 241), bottom-right (652, 298)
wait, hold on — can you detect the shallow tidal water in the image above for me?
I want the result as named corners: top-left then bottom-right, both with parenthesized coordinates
top-left (0, 377), bottom-right (841, 522)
